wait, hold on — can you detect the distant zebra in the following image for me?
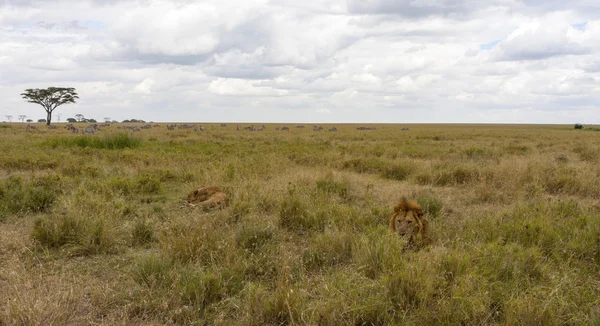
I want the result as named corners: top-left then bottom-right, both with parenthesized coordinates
top-left (281, 126), bottom-right (289, 131)
top-left (83, 127), bottom-right (96, 134)
top-left (221, 123), bottom-right (227, 127)
top-left (199, 126), bottom-right (205, 131)
top-left (258, 125), bottom-right (266, 131)
top-left (237, 125), bottom-right (240, 131)
top-left (329, 127), bottom-right (337, 132)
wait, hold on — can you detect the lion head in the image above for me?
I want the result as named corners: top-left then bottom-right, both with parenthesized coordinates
top-left (187, 186), bottom-right (229, 208)
top-left (389, 198), bottom-right (428, 246)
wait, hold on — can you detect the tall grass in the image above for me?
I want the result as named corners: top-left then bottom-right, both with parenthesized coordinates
top-left (1, 123), bottom-right (600, 325)
top-left (46, 133), bottom-right (142, 149)
top-left (0, 175), bottom-right (61, 220)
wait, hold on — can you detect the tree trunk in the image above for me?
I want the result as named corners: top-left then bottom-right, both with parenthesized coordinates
top-left (46, 110), bottom-right (52, 126)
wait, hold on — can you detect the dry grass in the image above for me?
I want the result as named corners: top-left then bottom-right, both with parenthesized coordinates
top-left (1, 122), bottom-right (600, 325)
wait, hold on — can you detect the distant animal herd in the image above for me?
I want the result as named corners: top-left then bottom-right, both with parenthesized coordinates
top-left (21, 123), bottom-right (416, 135)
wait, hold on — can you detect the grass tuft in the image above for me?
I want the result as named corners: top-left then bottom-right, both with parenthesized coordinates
top-left (47, 133), bottom-right (142, 150)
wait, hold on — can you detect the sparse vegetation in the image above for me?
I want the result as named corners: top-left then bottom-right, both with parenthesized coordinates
top-left (46, 133), bottom-right (141, 149)
top-left (1, 123), bottom-right (600, 325)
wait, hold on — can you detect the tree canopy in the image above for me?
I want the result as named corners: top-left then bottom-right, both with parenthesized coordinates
top-left (21, 87), bottom-right (79, 125)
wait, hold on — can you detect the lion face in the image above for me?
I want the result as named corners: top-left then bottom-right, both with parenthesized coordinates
top-left (393, 209), bottom-right (423, 237)
top-left (389, 198), bottom-right (428, 244)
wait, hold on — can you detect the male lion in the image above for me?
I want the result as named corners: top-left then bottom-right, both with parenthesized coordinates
top-left (389, 198), bottom-right (429, 247)
top-left (187, 186), bottom-right (229, 208)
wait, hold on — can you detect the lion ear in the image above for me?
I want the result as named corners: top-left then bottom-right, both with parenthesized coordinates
top-left (416, 208), bottom-right (424, 218)
top-left (194, 190), bottom-right (199, 195)
top-left (394, 202), bottom-right (404, 213)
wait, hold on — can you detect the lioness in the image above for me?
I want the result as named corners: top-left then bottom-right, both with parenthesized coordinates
top-left (389, 198), bottom-right (429, 247)
top-left (187, 186), bottom-right (229, 208)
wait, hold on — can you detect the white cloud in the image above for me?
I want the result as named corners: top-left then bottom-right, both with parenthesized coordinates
top-left (0, 0), bottom-right (599, 123)
top-left (208, 78), bottom-right (288, 96)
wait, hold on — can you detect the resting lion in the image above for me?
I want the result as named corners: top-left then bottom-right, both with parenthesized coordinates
top-left (187, 186), bottom-right (229, 208)
top-left (389, 198), bottom-right (429, 247)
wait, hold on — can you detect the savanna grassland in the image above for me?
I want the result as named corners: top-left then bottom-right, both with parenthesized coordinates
top-left (1, 122), bottom-right (600, 325)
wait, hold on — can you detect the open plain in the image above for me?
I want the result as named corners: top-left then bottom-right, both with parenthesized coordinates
top-left (1, 123), bottom-right (600, 325)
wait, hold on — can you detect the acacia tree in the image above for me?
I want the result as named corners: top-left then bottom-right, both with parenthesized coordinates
top-left (21, 87), bottom-right (78, 126)
top-left (18, 115), bottom-right (27, 123)
top-left (5, 115), bottom-right (12, 122)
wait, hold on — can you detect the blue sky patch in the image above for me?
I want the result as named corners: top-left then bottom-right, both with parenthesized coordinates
top-left (572, 22), bottom-right (587, 30)
top-left (83, 20), bottom-right (107, 31)
top-left (480, 40), bottom-right (500, 50)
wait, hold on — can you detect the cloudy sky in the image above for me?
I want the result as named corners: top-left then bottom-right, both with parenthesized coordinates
top-left (1, 0), bottom-right (599, 123)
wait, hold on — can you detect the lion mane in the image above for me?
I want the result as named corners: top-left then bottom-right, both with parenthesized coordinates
top-left (187, 186), bottom-right (229, 209)
top-left (389, 198), bottom-right (429, 247)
